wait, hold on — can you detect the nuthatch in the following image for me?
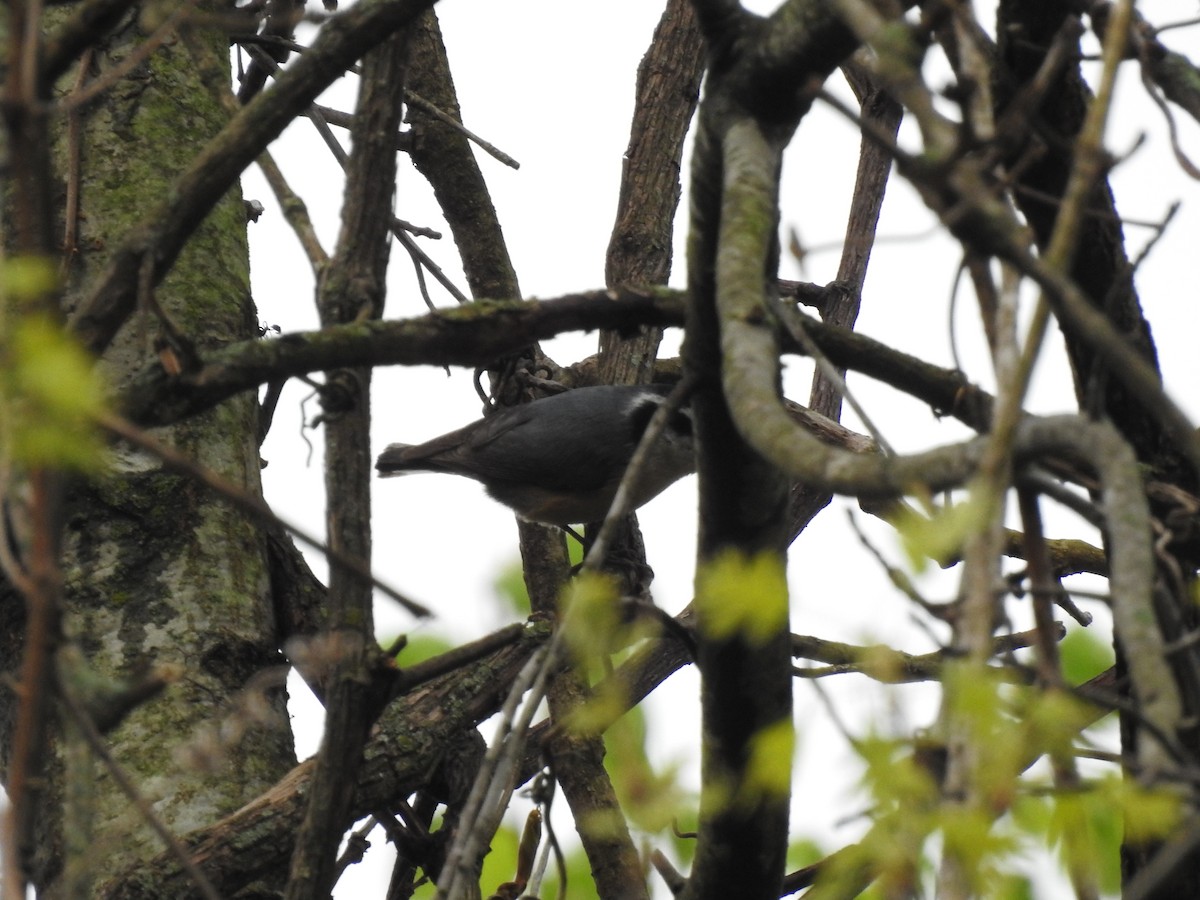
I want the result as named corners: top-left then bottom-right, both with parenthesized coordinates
top-left (375, 384), bottom-right (694, 526)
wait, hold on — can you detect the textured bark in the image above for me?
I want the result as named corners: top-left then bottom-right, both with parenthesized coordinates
top-left (282, 29), bottom-right (408, 900)
top-left (789, 66), bottom-right (902, 542)
top-left (405, 8), bottom-right (520, 307)
top-left (97, 624), bottom-right (548, 899)
top-left (599, 0), bottom-right (705, 387)
top-left (682, 116), bottom-right (793, 900)
top-left (0, 13), bottom-right (295, 891)
top-left (522, 6), bottom-right (707, 897)
top-left (682, 24), bottom-right (791, 900)
top-left (996, 1), bottom-right (1183, 484)
top-left (996, 5), bottom-right (1200, 894)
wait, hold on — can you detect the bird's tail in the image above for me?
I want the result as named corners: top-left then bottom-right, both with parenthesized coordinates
top-left (375, 443), bottom-right (417, 477)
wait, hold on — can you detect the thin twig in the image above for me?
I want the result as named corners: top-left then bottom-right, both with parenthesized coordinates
top-left (301, 103), bottom-right (413, 153)
top-left (772, 297), bottom-right (895, 456)
top-left (2, 471), bottom-right (62, 900)
top-left (394, 218), bottom-right (441, 239)
top-left (792, 626), bottom-right (1058, 684)
top-left (231, 34), bottom-right (518, 167)
top-left (404, 89), bottom-right (520, 169)
top-left (845, 509), bottom-right (942, 616)
top-left (1136, 42), bottom-right (1200, 179)
top-left (255, 150), bottom-right (330, 272)
top-left (392, 225), bottom-right (470, 305)
top-left (436, 642), bottom-right (554, 899)
top-left (649, 849), bottom-right (686, 895)
top-left (582, 376), bottom-right (695, 570)
top-left (0, 458), bottom-right (33, 595)
top-left (60, 48), bottom-right (92, 278)
top-left (59, 686), bottom-right (224, 900)
top-left (332, 816), bottom-right (376, 882)
top-left (243, 43), bottom-right (349, 164)
top-left (245, 43), bottom-right (469, 306)
top-left (57, 0), bottom-right (203, 112)
top-left (98, 412), bottom-right (432, 618)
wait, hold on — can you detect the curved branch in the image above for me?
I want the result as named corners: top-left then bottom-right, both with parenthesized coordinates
top-left (715, 119), bottom-right (984, 497)
top-left (682, 83), bottom-right (794, 900)
top-left (713, 120), bottom-right (1195, 506)
top-left (711, 119), bottom-right (1173, 768)
top-left (1026, 419), bottom-right (1180, 772)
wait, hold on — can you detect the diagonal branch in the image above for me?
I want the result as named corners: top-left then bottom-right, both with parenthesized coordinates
top-left (68, 0), bottom-right (438, 358)
top-left (98, 622), bottom-right (550, 900)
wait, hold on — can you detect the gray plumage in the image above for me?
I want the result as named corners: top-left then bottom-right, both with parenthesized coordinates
top-left (376, 385), bottom-right (694, 525)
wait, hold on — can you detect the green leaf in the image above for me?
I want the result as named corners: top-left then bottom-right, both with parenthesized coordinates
top-left (12, 317), bottom-right (105, 417)
top-left (563, 677), bottom-right (628, 737)
top-left (2, 315), bottom-right (107, 470)
top-left (0, 255), bottom-right (57, 302)
top-left (1045, 784), bottom-right (1121, 893)
top-left (787, 836), bottom-right (826, 871)
top-left (893, 495), bottom-right (989, 570)
top-left (1058, 627), bottom-right (1114, 686)
top-left (558, 570), bottom-right (622, 666)
top-left (391, 633), bottom-right (455, 667)
top-left (604, 705), bottom-right (692, 833)
top-left (478, 821), bottom-right (521, 897)
top-left (1038, 775), bottom-right (1179, 895)
top-left (492, 558), bottom-right (530, 616)
top-left (741, 717), bottom-right (794, 804)
top-left (992, 873), bottom-right (1035, 900)
top-left (938, 805), bottom-right (1020, 894)
top-left (1019, 688), bottom-right (1094, 761)
top-left (1011, 792), bottom-right (1052, 834)
top-left (694, 549), bottom-right (788, 644)
top-left (1117, 777), bottom-right (1182, 845)
top-left (565, 530), bottom-right (585, 566)
top-left (856, 735), bottom-right (939, 811)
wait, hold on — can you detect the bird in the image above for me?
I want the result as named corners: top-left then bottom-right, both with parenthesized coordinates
top-left (375, 384), bottom-right (694, 526)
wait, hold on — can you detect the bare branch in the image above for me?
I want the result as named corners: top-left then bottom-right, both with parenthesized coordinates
top-left (68, 0), bottom-right (438, 357)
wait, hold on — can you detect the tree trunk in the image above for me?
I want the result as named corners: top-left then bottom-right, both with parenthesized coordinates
top-left (1, 14), bottom-right (294, 892)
